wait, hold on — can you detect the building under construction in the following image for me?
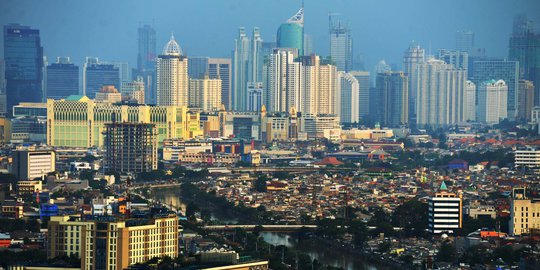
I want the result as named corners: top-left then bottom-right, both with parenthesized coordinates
top-left (104, 122), bottom-right (157, 173)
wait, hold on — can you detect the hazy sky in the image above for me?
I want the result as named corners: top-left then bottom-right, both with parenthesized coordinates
top-left (1, 0), bottom-right (539, 72)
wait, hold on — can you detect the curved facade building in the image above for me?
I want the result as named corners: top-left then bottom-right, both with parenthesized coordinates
top-left (277, 8), bottom-right (304, 56)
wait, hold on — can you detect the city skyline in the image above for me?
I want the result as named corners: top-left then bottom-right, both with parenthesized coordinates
top-left (1, 0), bottom-right (539, 71)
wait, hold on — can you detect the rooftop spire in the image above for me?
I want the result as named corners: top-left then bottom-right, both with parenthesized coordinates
top-left (286, 7), bottom-right (304, 27)
top-left (163, 33), bottom-right (182, 56)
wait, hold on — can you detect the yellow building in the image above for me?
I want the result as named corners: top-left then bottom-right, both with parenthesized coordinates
top-left (0, 117), bottom-right (10, 143)
top-left (510, 188), bottom-right (540, 235)
top-left (48, 214), bottom-right (179, 270)
top-left (46, 95), bottom-right (203, 148)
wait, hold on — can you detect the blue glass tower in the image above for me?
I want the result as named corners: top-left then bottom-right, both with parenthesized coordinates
top-left (277, 8), bottom-right (304, 56)
top-left (46, 57), bottom-right (79, 99)
top-left (3, 24), bottom-right (44, 115)
top-left (83, 57), bottom-right (120, 98)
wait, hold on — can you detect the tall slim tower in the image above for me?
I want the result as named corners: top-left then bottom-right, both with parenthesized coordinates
top-left (232, 28), bottom-right (250, 111)
top-left (46, 57), bottom-right (79, 100)
top-left (266, 49), bottom-right (302, 113)
top-left (330, 14), bottom-right (353, 72)
top-left (349, 71), bottom-right (370, 119)
top-left (277, 8), bottom-right (304, 56)
top-left (375, 71), bottom-right (409, 127)
top-left (403, 43), bottom-right (425, 125)
top-left (133, 25), bottom-right (157, 104)
top-left (338, 72), bottom-right (359, 124)
top-left (156, 35), bottom-right (188, 107)
top-left (3, 24), bottom-right (43, 115)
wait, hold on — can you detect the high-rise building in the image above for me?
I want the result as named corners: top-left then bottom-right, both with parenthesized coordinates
top-left (247, 82), bottom-right (263, 112)
top-left (0, 60), bottom-right (6, 116)
top-left (329, 15), bottom-right (353, 72)
top-left (438, 49), bottom-right (468, 70)
top-left (232, 28), bottom-right (250, 111)
top-left (277, 8), bottom-right (304, 56)
top-left (349, 71), bottom-right (370, 119)
top-left (508, 14), bottom-right (540, 106)
top-left (455, 30), bottom-right (475, 52)
top-left (416, 58), bottom-right (467, 127)
top-left (189, 57), bottom-right (232, 110)
top-left (338, 72), bottom-right (359, 124)
top-left (304, 34), bottom-right (313, 55)
top-left (477, 79), bottom-right (508, 124)
top-left (46, 57), bottom-right (79, 99)
top-left (510, 187), bottom-right (540, 236)
top-left (517, 80), bottom-right (535, 122)
top-left (250, 27), bottom-right (264, 83)
top-left (316, 58), bottom-right (339, 116)
top-left (46, 96), bottom-right (202, 148)
top-left (403, 44), bottom-right (425, 124)
top-left (156, 35), bottom-right (188, 107)
top-left (48, 214), bottom-right (178, 269)
top-left (11, 148), bottom-right (55, 180)
top-left (83, 57), bottom-right (120, 99)
top-left (515, 148), bottom-right (540, 169)
top-left (133, 25), bottom-right (157, 104)
top-left (3, 24), bottom-right (44, 115)
top-left (464, 81), bottom-right (476, 122)
top-left (104, 122), bottom-right (157, 173)
top-left (188, 57), bottom-right (209, 79)
top-left (472, 59), bottom-right (518, 118)
top-left (121, 78), bottom-right (145, 104)
top-left (428, 182), bottom-right (463, 234)
top-left (188, 76), bottom-right (222, 111)
top-left (375, 71), bottom-right (408, 127)
top-left (266, 48), bottom-right (302, 113)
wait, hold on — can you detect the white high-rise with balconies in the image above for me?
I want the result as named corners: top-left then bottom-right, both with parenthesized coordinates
top-left (156, 35), bottom-right (188, 107)
top-left (477, 79), bottom-right (508, 124)
top-left (464, 81), bottom-right (476, 122)
top-left (338, 72), bottom-right (359, 124)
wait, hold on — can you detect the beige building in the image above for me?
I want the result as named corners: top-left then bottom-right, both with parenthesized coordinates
top-left (189, 76), bottom-right (222, 111)
top-left (11, 148), bottom-right (55, 180)
top-left (121, 79), bottom-right (145, 104)
top-left (157, 35), bottom-right (188, 107)
top-left (48, 214), bottom-right (179, 270)
top-left (95, 85), bottom-right (122, 104)
top-left (510, 188), bottom-right (540, 235)
top-left (17, 180), bottom-right (43, 194)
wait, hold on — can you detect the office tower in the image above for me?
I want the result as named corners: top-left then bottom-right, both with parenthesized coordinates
top-left (304, 34), bottom-right (313, 55)
top-left (189, 76), bottom-right (222, 111)
top-left (509, 14), bottom-right (540, 106)
top-left (517, 80), bottom-right (535, 122)
top-left (46, 57), bottom-right (79, 99)
top-left (247, 82), bottom-right (263, 111)
top-left (121, 78), bottom-right (145, 104)
top-left (464, 81), bottom-right (476, 122)
top-left (428, 182), bottom-right (463, 234)
top-left (262, 41), bottom-right (277, 58)
top-left (329, 15), bottom-right (353, 71)
top-left (48, 214), bottom-right (178, 269)
top-left (83, 57), bottom-right (120, 98)
top-left (317, 58), bottom-right (339, 115)
top-left (266, 49), bottom-right (302, 113)
top-left (188, 57), bottom-right (209, 79)
top-left (156, 35), bottom-right (188, 107)
top-left (250, 27), bottom-right (264, 83)
top-left (338, 72), bottom-right (359, 124)
top-left (416, 58), bottom-right (467, 127)
top-left (515, 148), bottom-right (540, 169)
top-left (133, 25), bottom-right (157, 104)
top-left (11, 148), bottom-right (55, 180)
top-left (232, 28), bottom-right (250, 111)
top-left (95, 85), bottom-right (122, 104)
top-left (277, 8), bottom-right (304, 56)
top-left (477, 80), bottom-right (508, 124)
top-left (472, 59), bottom-right (518, 118)
top-left (403, 44), bottom-right (425, 124)
top-left (455, 30), bottom-right (474, 52)
top-left (510, 187), bottom-right (540, 236)
top-left (0, 60), bottom-right (7, 116)
top-left (46, 96), bottom-right (203, 148)
top-left (438, 49), bottom-right (468, 70)
top-left (104, 122), bottom-right (157, 173)
top-left (375, 71), bottom-right (409, 127)
top-left (189, 57), bottom-right (232, 110)
top-left (3, 24), bottom-right (44, 115)
top-left (298, 55), bottom-right (339, 116)
top-left (349, 71), bottom-right (370, 119)
top-left (109, 62), bottom-right (129, 85)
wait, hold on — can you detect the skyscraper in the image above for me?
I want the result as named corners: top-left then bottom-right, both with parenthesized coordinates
top-left (266, 48), bottom-right (301, 113)
top-left (133, 25), bottom-right (157, 104)
top-left (232, 27), bottom-right (250, 111)
top-left (403, 43), bottom-right (425, 124)
top-left (156, 35), bottom-right (188, 107)
top-left (247, 82), bottom-right (263, 112)
top-left (83, 57), bottom-right (120, 98)
top-left (416, 58), bottom-right (467, 127)
top-left (338, 72), bottom-right (359, 124)
top-left (0, 60), bottom-right (5, 116)
top-left (464, 81), bottom-right (476, 122)
top-left (472, 59), bottom-right (518, 119)
top-left (121, 78), bottom-right (145, 104)
top-left (3, 24), bottom-right (44, 115)
top-left (477, 80), bottom-right (508, 124)
top-left (46, 57), bottom-right (79, 100)
top-left (189, 57), bottom-right (232, 110)
top-left (188, 76), bottom-right (222, 111)
top-left (349, 71), bottom-right (370, 119)
top-left (428, 182), bottom-right (463, 234)
top-left (277, 8), bottom-right (304, 56)
top-left (517, 80), bottom-right (534, 122)
top-left (508, 14), bottom-right (540, 106)
top-left (330, 15), bottom-right (353, 72)
top-left (375, 71), bottom-right (409, 127)
top-left (455, 30), bottom-right (475, 53)
top-left (438, 49), bottom-right (469, 70)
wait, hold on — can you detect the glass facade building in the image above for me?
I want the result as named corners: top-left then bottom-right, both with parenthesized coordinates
top-left (83, 58), bottom-right (120, 99)
top-left (277, 8), bottom-right (304, 56)
top-left (46, 57), bottom-right (79, 99)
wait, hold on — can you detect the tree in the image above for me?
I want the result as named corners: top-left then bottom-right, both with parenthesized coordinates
top-left (254, 174), bottom-right (268, 192)
top-left (392, 200), bottom-right (428, 237)
top-left (436, 242), bottom-right (457, 262)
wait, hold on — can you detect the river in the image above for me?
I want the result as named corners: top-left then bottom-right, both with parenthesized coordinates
top-left (150, 186), bottom-right (382, 270)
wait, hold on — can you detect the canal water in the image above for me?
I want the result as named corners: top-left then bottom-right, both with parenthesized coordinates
top-left (150, 186), bottom-right (380, 270)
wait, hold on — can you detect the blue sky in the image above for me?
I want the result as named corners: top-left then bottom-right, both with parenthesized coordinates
top-left (1, 0), bottom-right (539, 71)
